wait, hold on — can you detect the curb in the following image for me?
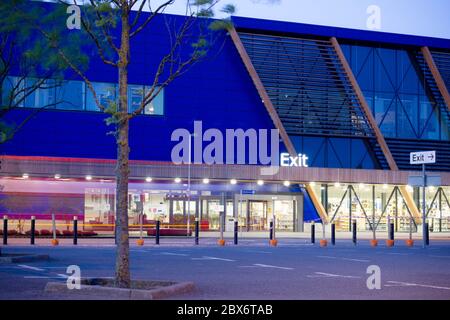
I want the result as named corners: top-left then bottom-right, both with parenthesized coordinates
top-left (44, 280), bottom-right (195, 300)
top-left (0, 254), bottom-right (50, 264)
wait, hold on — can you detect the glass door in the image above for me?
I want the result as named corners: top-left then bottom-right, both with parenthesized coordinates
top-left (249, 200), bottom-right (268, 231)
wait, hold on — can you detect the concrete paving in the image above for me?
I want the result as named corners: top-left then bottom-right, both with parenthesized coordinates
top-left (0, 239), bottom-right (450, 300)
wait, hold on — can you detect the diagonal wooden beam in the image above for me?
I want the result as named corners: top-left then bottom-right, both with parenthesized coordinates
top-left (228, 26), bottom-right (328, 223)
top-left (330, 37), bottom-right (421, 222)
top-left (421, 46), bottom-right (450, 112)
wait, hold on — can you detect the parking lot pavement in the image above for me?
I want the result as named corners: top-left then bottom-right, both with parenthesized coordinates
top-left (1, 240), bottom-right (450, 300)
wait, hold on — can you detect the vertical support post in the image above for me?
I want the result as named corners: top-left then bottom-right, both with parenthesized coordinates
top-left (73, 216), bottom-right (78, 245)
top-left (30, 216), bottom-right (35, 245)
top-left (348, 186), bottom-right (352, 232)
top-left (372, 185), bottom-right (376, 240)
top-left (422, 164), bottom-right (428, 247)
top-left (352, 219), bottom-right (357, 245)
top-left (155, 220), bottom-right (160, 245)
top-left (389, 219), bottom-right (395, 241)
top-left (409, 216), bottom-right (413, 241)
top-left (269, 220), bottom-right (274, 240)
top-left (234, 218), bottom-right (238, 245)
top-left (195, 217), bottom-right (199, 245)
top-left (3, 215), bottom-right (7, 245)
top-left (439, 189), bottom-right (442, 233)
top-left (331, 221), bottom-right (336, 246)
top-left (52, 213), bottom-right (56, 240)
top-left (311, 221), bottom-right (315, 244)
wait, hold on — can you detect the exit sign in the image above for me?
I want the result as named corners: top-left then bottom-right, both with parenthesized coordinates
top-left (410, 151), bottom-right (436, 165)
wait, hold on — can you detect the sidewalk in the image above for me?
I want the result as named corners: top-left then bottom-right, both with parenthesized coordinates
top-left (2, 231), bottom-right (450, 247)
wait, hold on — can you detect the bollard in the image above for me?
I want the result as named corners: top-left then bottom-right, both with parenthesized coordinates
top-left (425, 222), bottom-right (430, 246)
top-left (311, 221), bottom-right (315, 244)
top-left (155, 220), bottom-right (160, 245)
top-left (269, 221), bottom-right (274, 240)
top-left (389, 221), bottom-right (395, 241)
top-left (331, 222), bottom-right (336, 246)
top-left (30, 216), bottom-right (36, 245)
top-left (3, 215), bottom-right (8, 245)
top-left (51, 213), bottom-right (59, 246)
top-left (73, 216), bottom-right (78, 245)
top-left (352, 219), bottom-right (357, 245)
top-left (195, 218), bottom-right (199, 245)
top-left (234, 219), bottom-right (238, 245)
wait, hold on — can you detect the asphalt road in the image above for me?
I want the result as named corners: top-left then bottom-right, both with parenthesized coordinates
top-left (1, 239), bottom-right (450, 300)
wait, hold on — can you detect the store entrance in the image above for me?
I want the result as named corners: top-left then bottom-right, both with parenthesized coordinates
top-left (248, 200), bottom-right (268, 231)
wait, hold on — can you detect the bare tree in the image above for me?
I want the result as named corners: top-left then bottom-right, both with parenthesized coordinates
top-left (34, 0), bottom-right (234, 288)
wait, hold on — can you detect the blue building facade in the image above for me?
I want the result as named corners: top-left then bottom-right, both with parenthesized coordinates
top-left (1, 6), bottom-right (450, 235)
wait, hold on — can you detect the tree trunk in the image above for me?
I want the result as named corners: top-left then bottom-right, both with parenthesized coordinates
top-left (115, 8), bottom-right (131, 289)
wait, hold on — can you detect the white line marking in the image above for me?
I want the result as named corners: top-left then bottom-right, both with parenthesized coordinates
top-left (386, 281), bottom-right (450, 290)
top-left (253, 264), bottom-right (294, 270)
top-left (191, 256), bottom-right (235, 262)
top-left (17, 265), bottom-right (45, 272)
top-left (57, 274), bottom-right (69, 278)
top-left (310, 272), bottom-right (361, 279)
top-left (245, 250), bottom-right (272, 254)
top-left (160, 252), bottom-right (189, 256)
top-left (316, 256), bottom-right (369, 262)
top-left (24, 276), bottom-right (63, 279)
top-left (238, 265), bottom-right (258, 268)
top-left (341, 258), bottom-right (370, 263)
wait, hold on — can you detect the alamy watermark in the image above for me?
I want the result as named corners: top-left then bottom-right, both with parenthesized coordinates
top-left (66, 265), bottom-right (81, 290)
top-left (366, 5), bottom-right (381, 31)
top-left (366, 265), bottom-right (381, 290)
top-left (66, 4), bottom-right (81, 30)
top-left (170, 121), bottom-right (309, 176)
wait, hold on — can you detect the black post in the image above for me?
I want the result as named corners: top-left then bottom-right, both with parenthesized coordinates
top-left (269, 221), bottom-right (274, 240)
top-left (30, 216), bottom-right (35, 245)
top-left (3, 216), bottom-right (7, 245)
top-left (352, 219), bottom-right (357, 245)
top-left (156, 220), bottom-right (160, 245)
top-left (311, 222), bottom-right (315, 244)
top-left (73, 216), bottom-right (78, 245)
top-left (195, 218), bottom-right (199, 245)
top-left (234, 219), bottom-right (238, 245)
top-left (331, 222), bottom-right (336, 246)
top-left (425, 222), bottom-right (430, 246)
top-left (389, 221), bottom-right (395, 241)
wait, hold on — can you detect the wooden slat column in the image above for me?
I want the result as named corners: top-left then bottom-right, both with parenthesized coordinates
top-left (421, 46), bottom-right (450, 111)
top-left (330, 37), bottom-right (421, 222)
top-left (228, 26), bottom-right (328, 223)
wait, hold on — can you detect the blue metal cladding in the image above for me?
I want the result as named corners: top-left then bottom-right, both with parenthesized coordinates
top-left (0, 14), bottom-right (278, 162)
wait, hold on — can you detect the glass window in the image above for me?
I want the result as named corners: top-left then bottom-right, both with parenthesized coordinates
top-left (143, 86), bottom-right (164, 115)
top-left (353, 46), bottom-right (374, 92)
top-left (397, 100), bottom-right (417, 139)
top-left (375, 93), bottom-right (396, 138)
top-left (1, 76), bottom-right (22, 107)
top-left (128, 84), bottom-right (144, 113)
top-left (86, 82), bottom-right (116, 111)
top-left (419, 95), bottom-right (439, 140)
top-left (374, 48), bottom-right (396, 93)
top-left (24, 78), bottom-right (56, 108)
top-left (55, 80), bottom-right (84, 110)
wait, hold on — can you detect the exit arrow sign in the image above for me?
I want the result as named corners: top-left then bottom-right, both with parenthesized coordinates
top-left (410, 151), bottom-right (436, 165)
